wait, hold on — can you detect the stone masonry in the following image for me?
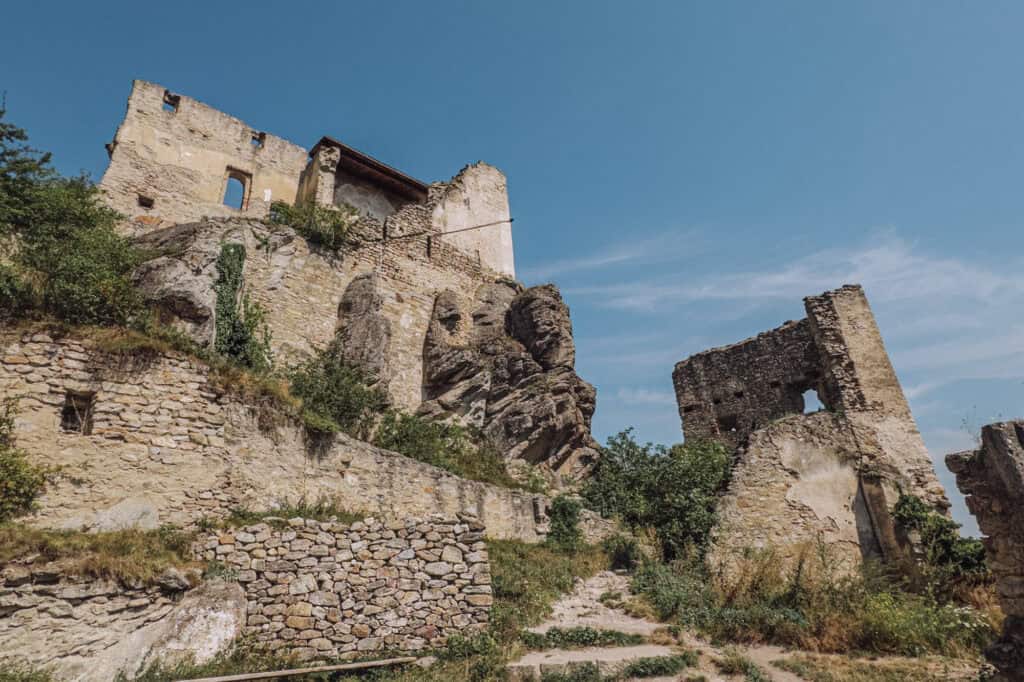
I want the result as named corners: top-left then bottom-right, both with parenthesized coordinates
top-left (0, 327), bottom-right (614, 544)
top-left (100, 80), bottom-right (515, 277)
top-left (673, 285), bottom-right (948, 568)
top-left (946, 422), bottom-right (1024, 681)
top-left (198, 515), bottom-right (491, 660)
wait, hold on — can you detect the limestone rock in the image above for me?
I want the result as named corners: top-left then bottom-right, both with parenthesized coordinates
top-left (90, 497), bottom-right (160, 532)
top-left (419, 283), bottom-right (599, 479)
top-left (335, 273), bottom-right (392, 387)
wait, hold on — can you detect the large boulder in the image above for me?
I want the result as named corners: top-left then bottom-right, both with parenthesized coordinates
top-left (419, 282), bottom-right (599, 479)
top-left (335, 273), bottom-right (392, 388)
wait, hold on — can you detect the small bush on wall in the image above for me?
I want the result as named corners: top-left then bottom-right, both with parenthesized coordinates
top-left (0, 398), bottom-right (55, 522)
top-left (268, 200), bottom-right (358, 252)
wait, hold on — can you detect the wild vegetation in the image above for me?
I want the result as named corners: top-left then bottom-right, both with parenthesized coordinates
top-left (0, 524), bottom-right (196, 584)
top-left (581, 429), bottom-right (731, 560)
top-left (269, 199), bottom-right (358, 252)
top-left (0, 398), bottom-right (54, 523)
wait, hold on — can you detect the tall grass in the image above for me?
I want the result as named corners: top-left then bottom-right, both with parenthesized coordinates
top-left (632, 543), bottom-right (997, 657)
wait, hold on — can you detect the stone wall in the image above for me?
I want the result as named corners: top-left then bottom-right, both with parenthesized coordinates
top-left (134, 217), bottom-right (496, 411)
top-left (946, 421), bottom-right (1024, 681)
top-left (0, 564), bottom-right (245, 682)
top-left (100, 80), bottom-right (308, 230)
top-left (0, 328), bottom-right (614, 544)
top-left (99, 80), bottom-right (516, 277)
top-left (198, 514), bottom-right (491, 659)
top-left (674, 285), bottom-right (948, 567)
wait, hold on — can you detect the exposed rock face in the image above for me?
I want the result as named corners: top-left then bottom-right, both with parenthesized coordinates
top-left (947, 421), bottom-right (1024, 681)
top-left (419, 282), bottom-right (599, 479)
top-left (0, 565), bottom-right (243, 682)
top-left (335, 273), bottom-right (391, 387)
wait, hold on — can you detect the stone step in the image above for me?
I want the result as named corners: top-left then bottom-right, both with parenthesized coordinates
top-left (505, 644), bottom-right (679, 681)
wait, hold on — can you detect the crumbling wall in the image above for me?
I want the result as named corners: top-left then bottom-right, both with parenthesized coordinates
top-left (431, 163), bottom-right (516, 278)
top-left (199, 515), bottom-right (491, 659)
top-left (673, 285), bottom-right (948, 567)
top-left (100, 80), bottom-right (308, 230)
top-left (0, 566), bottom-right (245, 682)
top-left (0, 329), bottom-right (614, 544)
top-left (947, 421), bottom-right (1024, 681)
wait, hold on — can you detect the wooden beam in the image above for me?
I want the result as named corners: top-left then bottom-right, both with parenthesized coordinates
top-left (173, 656), bottom-right (419, 682)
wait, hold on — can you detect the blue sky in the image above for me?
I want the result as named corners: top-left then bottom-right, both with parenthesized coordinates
top-left (4, 1), bottom-right (1023, 533)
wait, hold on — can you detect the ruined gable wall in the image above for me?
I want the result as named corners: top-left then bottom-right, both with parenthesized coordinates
top-left (672, 319), bottom-right (821, 449)
top-left (676, 285), bottom-right (947, 567)
top-left (0, 329), bottom-right (613, 544)
top-left (430, 163), bottom-right (516, 278)
top-left (99, 80), bottom-right (308, 230)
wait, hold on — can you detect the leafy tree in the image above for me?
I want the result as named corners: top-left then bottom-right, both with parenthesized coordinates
top-left (582, 429), bottom-right (731, 560)
top-left (546, 495), bottom-right (584, 552)
top-left (0, 107), bottom-right (142, 326)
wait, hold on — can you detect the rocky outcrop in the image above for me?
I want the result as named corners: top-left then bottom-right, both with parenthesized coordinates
top-left (335, 273), bottom-right (391, 387)
top-left (419, 282), bottom-right (599, 479)
top-left (946, 421), bottom-right (1024, 681)
top-left (0, 560), bottom-right (244, 682)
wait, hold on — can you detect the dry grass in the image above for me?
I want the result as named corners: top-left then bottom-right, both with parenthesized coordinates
top-left (773, 652), bottom-right (981, 681)
top-left (0, 524), bottom-right (198, 584)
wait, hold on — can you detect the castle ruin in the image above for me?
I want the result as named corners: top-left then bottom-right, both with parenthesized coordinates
top-left (673, 285), bottom-right (949, 567)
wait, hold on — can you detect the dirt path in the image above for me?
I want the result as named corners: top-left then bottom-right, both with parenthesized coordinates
top-left (506, 570), bottom-right (804, 681)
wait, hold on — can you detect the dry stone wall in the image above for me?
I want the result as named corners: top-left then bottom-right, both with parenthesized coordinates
top-left (198, 514), bottom-right (490, 659)
top-left (0, 328), bottom-right (614, 544)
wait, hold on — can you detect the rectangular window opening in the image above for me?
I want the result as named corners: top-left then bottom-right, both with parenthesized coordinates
top-left (137, 195), bottom-right (154, 209)
top-left (251, 131), bottom-right (266, 148)
top-left (223, 168), bottom-right (251, 210)
top-left (61, 391), bottom-right (95, 435)
top-left (162, 90), bottom-right (181, 113)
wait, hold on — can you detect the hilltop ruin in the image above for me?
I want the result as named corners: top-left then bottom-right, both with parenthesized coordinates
top-left (673, 284), bottom-right (948, 566)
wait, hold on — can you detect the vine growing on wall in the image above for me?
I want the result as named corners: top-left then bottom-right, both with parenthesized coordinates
top-left (214, 243), bottom-right (273, 372)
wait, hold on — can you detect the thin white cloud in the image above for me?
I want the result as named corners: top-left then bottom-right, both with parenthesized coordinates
top-left (519, 229), bottom-right (702, 282)
top-left (615, 387), bottom-right (677, 406)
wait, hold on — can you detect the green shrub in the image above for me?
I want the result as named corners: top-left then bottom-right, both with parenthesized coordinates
top-left (371, 411), bottom-right (522, 489)
top-left (520, 626), bottom-right (645, 650)
top-left (213, 243), bottom-right (272, 371)
top-left (0, 263), bottom-right (35, 319)
top-left (715, 648), bottom-right (769, 681)
top-left (622, 653), bottom-right (697, 678)
top-left (581, 429), bottom-right (730, 560)
top-left (547, 495), bottom-right (583, 553)
top-left (603, 534), bottom-right (642, 571)
top-left (893, 493), bottom-right (989, 594)
top-left (0, 398), bottom-right (54, 522)
top-left (269, 200), bottom-right (358, 252)
top-left (0, 109), bottom-right (144, 327)
top-left (288, 341), bottom-right (386, 437)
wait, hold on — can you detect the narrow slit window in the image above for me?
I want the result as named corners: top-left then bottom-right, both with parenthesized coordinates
top-left (61, 391), bottom-right (95, 435)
